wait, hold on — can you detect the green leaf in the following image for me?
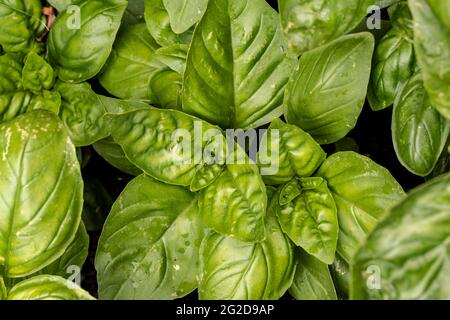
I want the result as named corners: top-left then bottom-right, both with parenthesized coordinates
top-left (276, 177), bottom-right (338, 264)
top-left (0, 53), bottom-right (33, 122)
top-left (7, 275), bottom-right (94, 300)
top-left (163, 0), bottom-right (208, 34)
top-left (107, 108), bottom-right (226, 187)
top-left (289, 249), bottom-right (337, 300)
top-left (0, 0), bottom-right (44, 53)
top-left (95, 175), bottom-right (203, 300)
top-left (82, 177), bottom-right (113, 232)
top-left (367, 28), bottom-right (415, 111)
top-left (199, 158), bottom-right (268, 243)
top-left (352, 173), bottom-right (450, 299)
top-left (22, 52), bottom-right (55, 93)
top-left (57, 82), bottom-right (109, 147)
top-left (392, 73), bottom-right (450, 176)
top-left (279, 0), bottom-right (375, 55)
top-left (409, 0), bottom-right (450, 120)
top-left (284, 33), bottom-right (375, 144)
top-left (182, 0), bottom-right (295, 129)
top-left (48, 0), bottom-right (127, 82)
top-left (99, 23), bottom-right (165, 101)
top-left (144, 0), bottom-right (193, 47)
top-left (316, 152), bottom-right (405, 263)
top-left (38, 222), bottom-right (89, 278)
top-left (257, 118), bottom-right (326, 185)
top-left (198, 193), bottom-right (295, 300)
top-left (0, 110), bottom-right (83, 277)
top-left (93, 137), bottom-right (142, 176)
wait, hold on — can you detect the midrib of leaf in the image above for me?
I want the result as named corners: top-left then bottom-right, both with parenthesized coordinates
top-left (225, 0), bottom-right (237, 127)
top-left (3, 137), bottom-right (28, 278)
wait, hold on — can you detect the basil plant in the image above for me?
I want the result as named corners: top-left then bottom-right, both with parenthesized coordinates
top-left (0, 0), bottom-right (448, 300)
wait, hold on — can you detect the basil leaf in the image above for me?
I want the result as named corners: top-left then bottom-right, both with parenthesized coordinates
top-left (409, 0), bottom-right (450, 120)
top-left (352, 173), bottom-right (450, 299)
top-left (82, 177), bottom-right (113, 232)
top-left (93, 137), bottom-right (142, 176)
top-left (144, 0), bottom-right (193, 47)
top-left (285, 33), bottom-right (375, 144)
top-left (289, 249), bottom-right (337, 300)
top-left (316, 152), bottom-right (405, 263)
top-left (22, 52), bottom-right (55, 93)
top-left (107, 108), bottom-right (226, 187)
top-left (0, 110), bottom-right (83, 277)
top-left (198, 193), bottom-right (295, 300)
top-left (0, 53), bottom-right (33, 122)
top-left (367, 28), bottom-right (415, 111)
top-left (0, 0), bottom-right (44, 53)
top-left (279, 0), bottom-right (375, 55)
top-left (257, 118), bottom-right (326, 185)
top-left (276, 177), bottom-right (338, 264)
top-left (199, 157), bottom-right (268, 243)
top-left (182, 0), bottom-right (295, 129)
top-left (7, 275), bottom-right (94, 300)
top-left (163, 0), bottom-right (208, 34)
top-left (48, 0), bottom-right (127, 82)
top-left (57, 82), bottom-right (109, 147)
top-left (392, 73), bottom-right (450, 176)
top-left (95, 175), bottom-right (203, 300)
top-left (99, 23), bottom-right (165, 101)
